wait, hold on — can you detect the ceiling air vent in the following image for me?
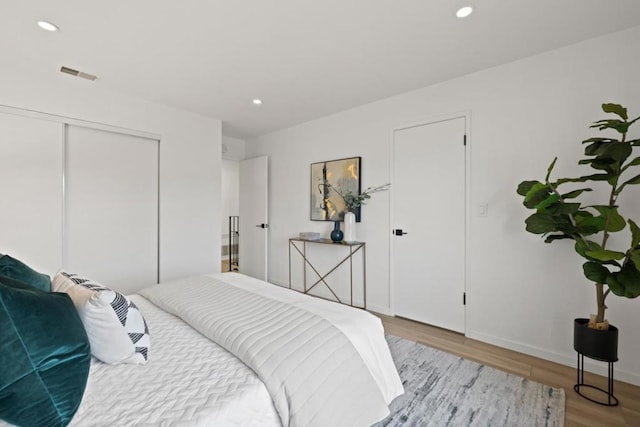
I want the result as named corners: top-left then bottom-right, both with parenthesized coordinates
top-left (60, 66), bottom-right (98, 81)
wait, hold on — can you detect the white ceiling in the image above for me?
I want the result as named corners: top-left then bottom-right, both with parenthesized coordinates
top-left (2, 1), bottom-right (640, 139)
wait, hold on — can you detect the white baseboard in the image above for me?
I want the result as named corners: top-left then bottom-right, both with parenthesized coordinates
top-left (366, 303), bottom-right (392, 316)
top-left (268, 279), bottom-right (288, 288)
top-left (467, 329), bottom-right (640, 387)
top-left (269, 278), bottom-right (391, 315)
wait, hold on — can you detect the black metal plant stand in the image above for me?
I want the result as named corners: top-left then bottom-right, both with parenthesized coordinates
top-left (574, 353), bottom-right (619, 406)
top-left (228, 216), bottom-right (239, 271)
top-left (573, 318), bottom-right (619, 406)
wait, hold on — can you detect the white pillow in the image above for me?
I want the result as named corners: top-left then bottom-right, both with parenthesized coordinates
top-left (52, 271), bottom-right (150, 365)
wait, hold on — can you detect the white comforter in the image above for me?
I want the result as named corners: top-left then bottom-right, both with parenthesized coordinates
top-left (139, 273), bottom-right (404, 427)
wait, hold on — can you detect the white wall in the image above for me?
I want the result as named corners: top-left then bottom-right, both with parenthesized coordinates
top-left (0, 62), bottom-right (222, 283)
top-left (222, 135), bottom-right (247, 161)
top-left (247, 26), bottom-right (640, 384)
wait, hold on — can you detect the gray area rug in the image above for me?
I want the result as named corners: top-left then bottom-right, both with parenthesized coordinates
top-left (376, 335), bottom-right (565, 427)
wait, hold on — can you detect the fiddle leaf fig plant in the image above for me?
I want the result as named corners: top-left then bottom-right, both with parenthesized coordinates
top-left (517, 103), bottom-right (640, 328)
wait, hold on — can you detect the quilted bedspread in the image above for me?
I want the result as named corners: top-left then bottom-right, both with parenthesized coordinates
top-left (139, 273), bottom-right (403, 427)
top-left (69, 295), bottom-right (281, 427)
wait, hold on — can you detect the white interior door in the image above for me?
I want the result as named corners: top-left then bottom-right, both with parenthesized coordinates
top-left (64, 125), bottom-right (159, 294)
top-left (239, 156), bottom-right (268, 280)
top-left (392, 117), bottom-right (466, 333)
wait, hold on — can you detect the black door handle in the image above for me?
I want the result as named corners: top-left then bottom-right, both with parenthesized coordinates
top-left (256, 223), bottom-right (269, 229)
top-left (393, 229), bottom-right (407, 236)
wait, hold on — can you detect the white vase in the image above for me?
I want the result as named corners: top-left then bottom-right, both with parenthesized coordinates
top-left (343, 211), bottom-right (356, 243)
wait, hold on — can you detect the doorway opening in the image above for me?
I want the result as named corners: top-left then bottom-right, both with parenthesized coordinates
top-left (223, 215), bottom-right (239, 271)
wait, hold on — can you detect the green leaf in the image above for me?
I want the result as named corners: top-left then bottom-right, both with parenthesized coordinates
top-left (574, 220), bottom-right (605, 236)
top-left (534, 193), bottom-right (561, 210)
top-left (602, 141), bottom-right (632, 163)
top-left (623, 156), bottom-right (640, 168)
top-left (606, 273), bottom-right (625, 296)
top-left (592, 206), bottom-right (626, 232)
top-left (573, 210), bottom-right (594, 220)
top-left (574, 213), bottom-right (605, 234)
top-left (523, 184), bottom-right (552, 209)
top-left (579, 157), bottom-right (616, 167)
top-left (590, 119), bottom-right (630, 134)
top-left (546, 202), bottom-right (581, 216)
top-left (575, 239), bottom-right (601, 258)
top-left (630, 219), bottom-right (640, 248)
top-left (581, 137), bottom-right (617, 144)
top-left (630, 249), bottom-right (640, 269)
top-left (574, 240), bottom-right (621, 265)
top-left (545, 157), bottom-right (557, 183)
top-left (615, 177), bottom-right (640, 195)
top-left (583, 262), bottom-right (609, 283)
top-left (561, 189), bottom-right (592, 199)
top-left (556, 174), bottom-right (611, 185)
top-left (585, 249), bottom-right (627, 261)
top-left (525, 213), bottom-right (559, 234)
top-left (516, 180), bottom-right (541, 197)
top-left (606, 262), bottom-right (640, 298)
top-left (586, 173), bottom-right (615, 181)
top-left (602, 103), bottom-right (628, 120)
top-left (544, 234), bottom-right (573, 243)
top-left (586, 158), bottom-right (617, 174)
top-left (584, 141), bottom-right (606, 156)
top-left (616, 173), bottom-right (640, 195)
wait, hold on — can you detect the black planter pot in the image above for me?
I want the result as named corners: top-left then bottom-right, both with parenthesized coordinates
top-left (573, 318), bottom-right (618, 362)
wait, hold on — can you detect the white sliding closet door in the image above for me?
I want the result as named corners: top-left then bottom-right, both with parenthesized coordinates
top-left (64, 125), bottom-right (159, 294)
top-left (0, 112), bottom-right (63, 275)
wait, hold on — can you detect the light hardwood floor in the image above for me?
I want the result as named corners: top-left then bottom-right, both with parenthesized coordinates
top-left (221, 260), bottom-right (238, 272)
top-left (376, 314), bottom-right (640, 427)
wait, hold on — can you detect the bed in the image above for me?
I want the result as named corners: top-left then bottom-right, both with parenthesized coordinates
top-left (1, 271), bottom-right (403, 427)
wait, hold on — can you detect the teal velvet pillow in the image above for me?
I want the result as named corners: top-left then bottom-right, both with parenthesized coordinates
top-left (0, 254), bottom-right (51, 292)
top-left (0, 275), bottom-right (91, 427)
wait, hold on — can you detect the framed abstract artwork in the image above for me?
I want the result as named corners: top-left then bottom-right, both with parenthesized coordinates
top-left (310, 156), bottom-right (361, 222)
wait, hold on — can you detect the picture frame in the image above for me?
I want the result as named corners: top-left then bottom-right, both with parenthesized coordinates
top-left (310, 156), bottom-right (361, 222)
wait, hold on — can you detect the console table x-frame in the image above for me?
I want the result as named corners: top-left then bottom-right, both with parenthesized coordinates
top-left (288, 238), bottom-right (366, 309)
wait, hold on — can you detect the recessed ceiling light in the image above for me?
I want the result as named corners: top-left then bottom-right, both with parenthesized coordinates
top-left (37, 20), bottom-right (59, 32)
top-left (456, 6), bottom-right (473, 18)
top-left (252, 99), bottom-right (263, 105)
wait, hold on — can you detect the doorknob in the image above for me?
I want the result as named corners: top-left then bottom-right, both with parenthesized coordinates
top-left (393, 229), bottom-right (407, 236)
top-left (256, 223), bottom-right (269, 229)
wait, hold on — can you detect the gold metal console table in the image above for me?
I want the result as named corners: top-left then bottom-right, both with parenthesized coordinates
top-left (288, 238), bottom-right (366, 309)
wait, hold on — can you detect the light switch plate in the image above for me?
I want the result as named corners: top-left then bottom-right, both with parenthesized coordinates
top-left (478, 203), bottom-right (488, 217)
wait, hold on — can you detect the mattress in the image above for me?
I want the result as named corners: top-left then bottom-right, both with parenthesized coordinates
top-left (69, 295), bottom-right (281, 427)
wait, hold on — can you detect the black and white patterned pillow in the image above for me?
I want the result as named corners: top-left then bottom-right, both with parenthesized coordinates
top-left (52, 271), bottom-right (150, 365)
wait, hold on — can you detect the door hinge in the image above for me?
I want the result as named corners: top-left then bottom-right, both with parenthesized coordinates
top-left (463, 292), bottom-right (466, 305)
top-left (463, 135), bottom-right (467, 146)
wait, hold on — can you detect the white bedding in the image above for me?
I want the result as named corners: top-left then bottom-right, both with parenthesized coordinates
top-left (139, 273), bottom-right (404, 427)
top-left (70, 295), bottom-right (281, 427)
top-left (1, 273), bottom-right (402, 427)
